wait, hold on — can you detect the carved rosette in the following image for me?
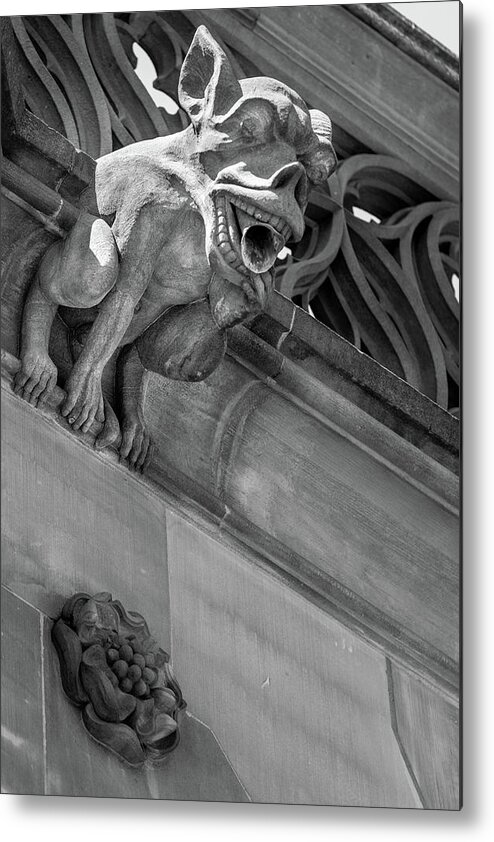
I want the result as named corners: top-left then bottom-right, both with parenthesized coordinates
top-left (52, 592), bottom-right (186, 767)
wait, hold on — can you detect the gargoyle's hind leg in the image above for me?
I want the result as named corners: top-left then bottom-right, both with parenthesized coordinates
top-left (69, 324), bottom-right (120, 450)
top-left (115, 299), bottom-right (229, 473)
top-left (115, 343), bottom-right (152, 472)
top-left (135, 299), bottom-right (227, 382)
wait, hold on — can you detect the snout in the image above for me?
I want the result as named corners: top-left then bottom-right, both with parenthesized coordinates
top-left (209, 161), bottom-right (309, 284)
top-left (271, 161), bottom-right (308, 212)
top-left (212, 160), bottom-right (308, 243)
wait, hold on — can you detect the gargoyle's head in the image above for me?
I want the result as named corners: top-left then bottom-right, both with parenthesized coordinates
top-left (178, 26), bottom-right (337, 295)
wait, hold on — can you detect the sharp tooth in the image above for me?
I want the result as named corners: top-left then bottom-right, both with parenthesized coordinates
top-left (218, 232), bottom-right (228, 243)
top-left (221, 196), bottom-right (290, 244)
top-left (268, 214), bottom-right (282, 232)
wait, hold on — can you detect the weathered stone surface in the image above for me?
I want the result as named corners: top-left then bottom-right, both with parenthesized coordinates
top-left (1, 345), bottom-right (458, 805)
top-left (1, 588), bottom-right (45, 795)
top-left (144, 353), bottom-right (459, 692)
top-left (1, 382), bottom-right (171, 647)
top-left (165, 512), bottom-right (419, 807)
top-left (387, 660), bottom-right (460, 810)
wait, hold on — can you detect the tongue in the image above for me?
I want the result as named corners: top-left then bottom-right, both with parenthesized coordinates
top-left (235, 207), bottom-right (285, 274)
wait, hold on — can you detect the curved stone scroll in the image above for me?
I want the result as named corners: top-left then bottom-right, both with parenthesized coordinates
top-left (276, 155), bottom-right (460, 412)
top-left (52, 592), bottom-right (186, 767)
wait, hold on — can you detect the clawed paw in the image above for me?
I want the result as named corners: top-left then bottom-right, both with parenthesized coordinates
top-left (13, 353), bottom-right (58, 408)
top-left (94, 399), bottom-right (121, 451)
top-left (61, 367), bottom-right (104, 433)
top-left (119, 418), bottom-right (153, 473)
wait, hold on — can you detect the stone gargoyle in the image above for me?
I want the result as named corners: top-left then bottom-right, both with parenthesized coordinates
top-left (13, 25), bottom-right (336, 469)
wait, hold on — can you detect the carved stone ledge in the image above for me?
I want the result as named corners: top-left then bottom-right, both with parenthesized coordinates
top-left (52, 592), bottom-right (186, 767)
top-left (250, 292), bottom-right (459, 474)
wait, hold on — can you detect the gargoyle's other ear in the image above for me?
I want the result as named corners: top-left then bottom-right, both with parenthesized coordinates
top-left (178, 26), bottom-right (242, 127)
top-left (302, 109), bottom-right (338, 185)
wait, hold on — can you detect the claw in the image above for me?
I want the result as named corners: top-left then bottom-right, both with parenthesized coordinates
top-left (95, 399), bottom-right (121, 450)
top-left (118, 412), bottom-right (152, 472)
top-left (13, 354), bottom-right (58, 409)
top-left (135, 435), bottom-right (151, 473)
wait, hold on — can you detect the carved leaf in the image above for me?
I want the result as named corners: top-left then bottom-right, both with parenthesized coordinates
top-left (82, 703), bottom-right (145, 767)
top-left (51, 619), bottom-right (88, 705)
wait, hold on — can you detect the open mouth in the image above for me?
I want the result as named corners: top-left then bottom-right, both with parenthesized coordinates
top-left (214, 194), bottom-right (291, 277)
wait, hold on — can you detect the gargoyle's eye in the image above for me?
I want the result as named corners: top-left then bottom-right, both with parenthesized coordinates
top-left (239, 117), bottom-right (259, 141)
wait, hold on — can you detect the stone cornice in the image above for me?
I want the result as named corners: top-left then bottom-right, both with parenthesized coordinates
top-left (346, 3), bottom-right (460, 91)
top-left (251, 291), bottom-right (459, 475)
top-left (227, 4), bottom-right (461, 90)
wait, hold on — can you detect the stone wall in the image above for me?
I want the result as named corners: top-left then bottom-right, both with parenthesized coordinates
top-left (1, 373), bottom-right (459, 807)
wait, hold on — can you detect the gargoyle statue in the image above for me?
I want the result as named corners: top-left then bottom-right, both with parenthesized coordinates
top-left (13, 25), bottom-right (336, 470)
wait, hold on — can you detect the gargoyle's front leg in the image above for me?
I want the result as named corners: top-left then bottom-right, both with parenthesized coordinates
top-left (13, 276), bottom-right (58, 407)
top-left (61, 206), bottom-right (162, 437)
top-left (15, 210), bottom-right (119, 420)
top-left (115, 343), bottom-right (152, 472)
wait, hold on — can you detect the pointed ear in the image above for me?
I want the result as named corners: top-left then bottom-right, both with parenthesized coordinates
top-left (178, 26), bottom-right (242, 127)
